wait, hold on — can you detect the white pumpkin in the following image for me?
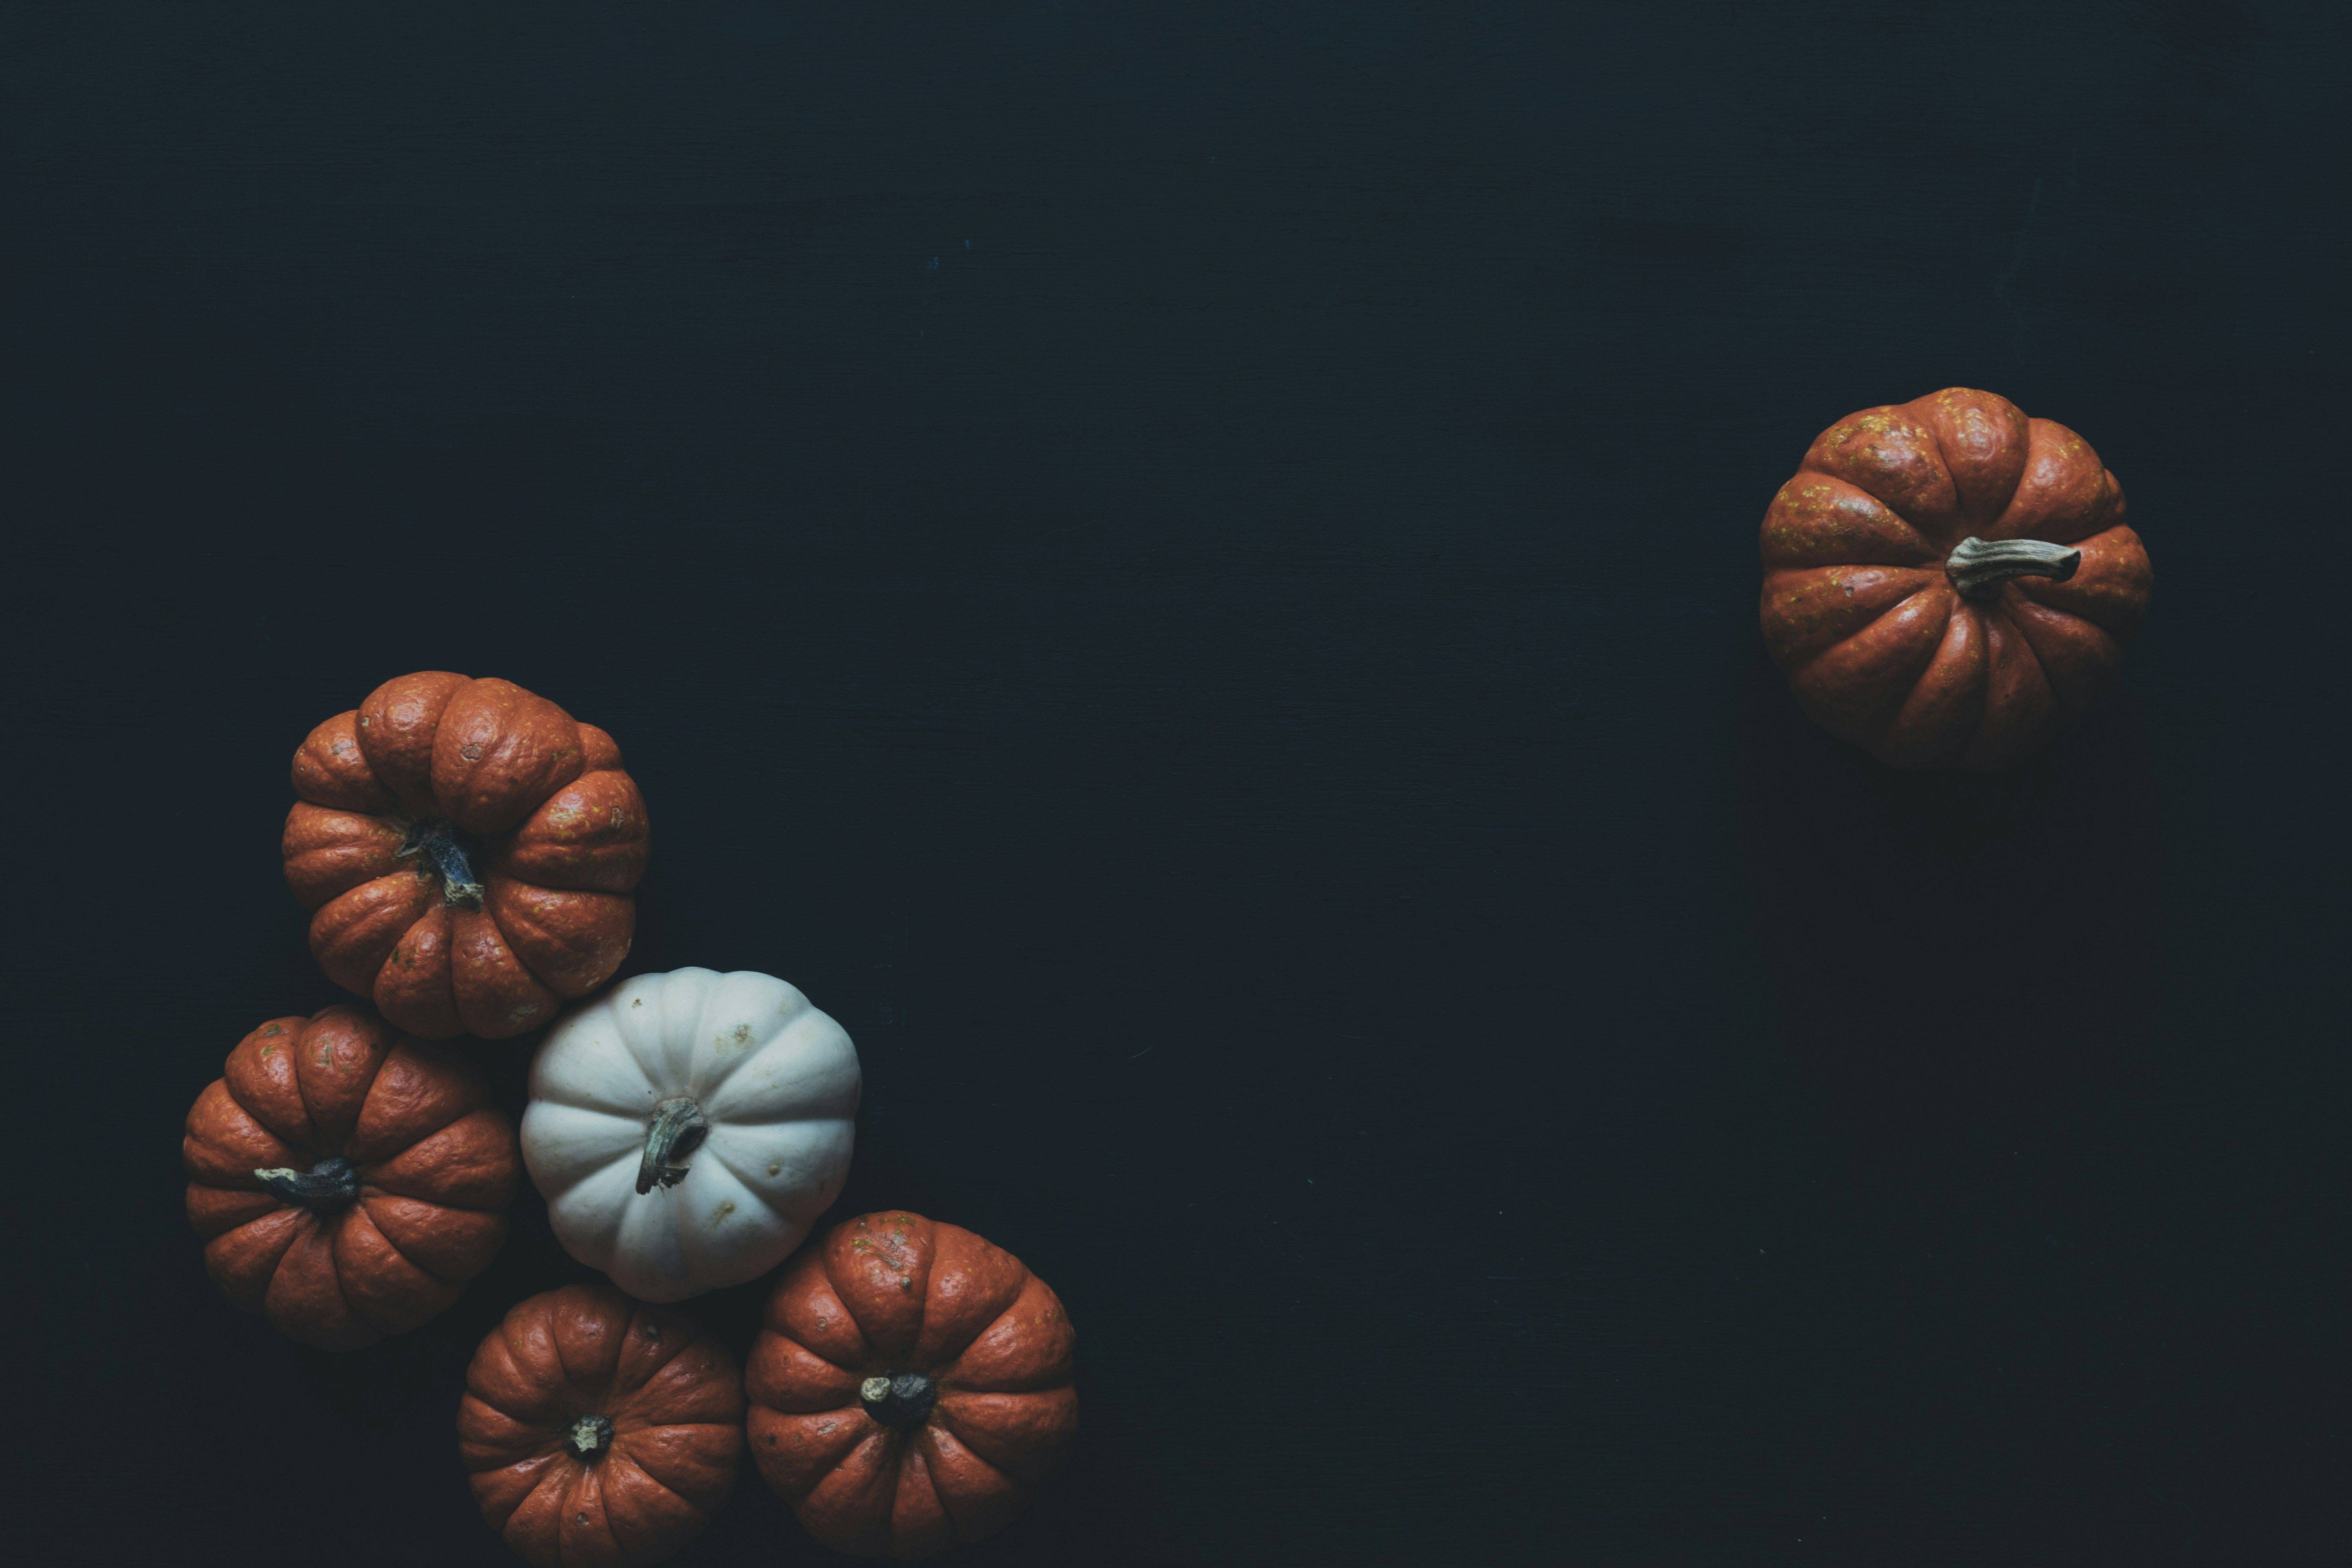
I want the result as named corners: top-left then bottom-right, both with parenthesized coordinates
top-left (521, 967), bottom-right (861, 1303)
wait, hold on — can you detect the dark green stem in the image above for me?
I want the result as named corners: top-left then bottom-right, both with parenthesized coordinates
top-left (397, 818), bottom-right (485, 908)
top-left (1945, 535), bottom-right (2082, 601)
top-left (564, 1414), bottom-right (616, 1460)
top-left (254, 1156), bottom-right (361, 1211)
top-left (635, 1097), bottom-right (708, 1194)
top-left (859, 1372), bottom-right (938, 1432)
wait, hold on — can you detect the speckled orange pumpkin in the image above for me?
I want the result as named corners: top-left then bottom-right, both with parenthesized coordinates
top-left (181, 1006), bottom-right (519, 1350)
top-left (459, 1284), bottom-right (744, 1568)
top-left (283, 672), bottom-right (649, 1039)
top-left (745, 1212), bottom-right (1077, 1559)
top-left (1759, 388), bottom-right (2152, 769)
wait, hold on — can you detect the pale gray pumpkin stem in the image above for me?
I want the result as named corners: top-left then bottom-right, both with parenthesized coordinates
top-left (1945, 535), bottom-right (2082, 601)
top-left (636, 1096), bottom-right (709, 1193)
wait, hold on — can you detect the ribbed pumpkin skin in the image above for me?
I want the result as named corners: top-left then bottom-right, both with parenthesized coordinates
top-left (282, 671), bottom-right (649, 1039)
top-left (1759, 388), bottom-right (2153, 770)
top-left (745, 1212), bottom-right (1078, 1560)
top-left (458, 1284), bottom-right (744, 1568)
top-left (181, 1006), bottom-right (519, 1350)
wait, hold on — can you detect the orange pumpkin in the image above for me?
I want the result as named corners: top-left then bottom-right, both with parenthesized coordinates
top-left (1759, 388), bottom-right (2153, 769)
top-left (181, 1006), bottom-right (519, 1350)
top-left (745, 1212), bottom-right (1078, 1558)
top-left (458, 1284), bottom-right (744, 1568)
top-left (282, 671), bottom-right (649, 1039)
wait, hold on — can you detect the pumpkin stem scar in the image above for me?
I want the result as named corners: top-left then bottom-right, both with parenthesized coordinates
top-left (859, 1372), bottom-right (938, 1432)
top-left (563, 1413), bottom-right (616, 1460)
top-left (253, 1156), bottom-right (361, 1211)
top-left (636, 1097), bottom-right (709, 1194)
top-left (1945, 536), bottom-right (2082, 601)
top-left (395, 818), bottom-right (487, 909)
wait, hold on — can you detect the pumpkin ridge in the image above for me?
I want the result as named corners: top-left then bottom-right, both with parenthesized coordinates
top-left (696, 1145), bottom-right (798, 1224)
top-left (335, 1201), bottom-right (458, 1336)
top-left (227, 1019), bottom-right (324, 1150)
top-left (314, 1211), bottom-right (391, 1341)
top-left (924, 1397), bottom-right (1038, 1475)
top-left (920, 1421), bottom-right (1027, 1539)
top-left (1784, 581), bottom-right (1947, 684)
top-left (490, 1450), bottom-right (570, 1511)
top-left (597, 1452), bottom-right (698, 1553)
top-left (1767, 471), bottom-right (1940, 569)
top-left (1912, 389), bottom-right (2031, 536)
top-left (1870, 603), bottom-right (1995, 765)
top-left (895, 1433), bottom-right (961, 1552)
top-left (187, 1080), bottom-right (303, 1183)
top-left (482, 874), bottom-right (635, 1001)
top-left (206, 1207), bottom-right (309, 1308)
top-left (282, 1018), bottom-right (340, 1152)
top-left (350, 1043), bottom-right (497, 1158)
top-left (1993, 595), bottom-right (2120, 726)
top-left (539, 1145), bottom-right (639, 1207)
top-left (353, 1189), bottom-right (467, 1284)
top-left (609, 1317), bottom-right (704, 1397)
top-left (608, 1429), bottom-right (726, 1502)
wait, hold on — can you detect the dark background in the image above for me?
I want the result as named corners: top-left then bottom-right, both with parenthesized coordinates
top-left (6, 3), bottom-right (2344, 1563)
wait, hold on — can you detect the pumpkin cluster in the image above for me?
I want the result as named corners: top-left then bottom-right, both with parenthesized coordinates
top-left (182, 671), bottom-right (1077, 1565)
top-left (186, 431), bottom-right (2148, 1556)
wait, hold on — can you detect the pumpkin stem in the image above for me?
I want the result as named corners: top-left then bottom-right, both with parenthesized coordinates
top-left (253, 1156), bottom-right (361, 1211)
top-left (1945, 536), bottom-right (2082, 601)
top-left (635, 1096), bottom-right (709, 1194)
top-left (397, 818), bottom-right (486, 909)
top-left (563, 1414), bottom-right (616, 1460)
top-left (859, 1372), bottom-right (938, 1432)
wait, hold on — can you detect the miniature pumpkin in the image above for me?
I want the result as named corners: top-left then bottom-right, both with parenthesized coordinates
top-left (522, 967), bottom-right (861, 1304)
top-left (458, 1283), bottom-right (744, 1568)
top-left (282, 671), bottom-right (650, 1039)
top-left (1759, 387), bottom-right (2153, 770)
top-left (745, 1212), bottom-right (1077, 1559)
top-left (181, 1005), bottom-right (519, 1350)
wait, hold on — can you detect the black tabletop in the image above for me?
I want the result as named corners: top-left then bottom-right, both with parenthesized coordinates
top-left (10, 4), bottom-right (2344, 1564)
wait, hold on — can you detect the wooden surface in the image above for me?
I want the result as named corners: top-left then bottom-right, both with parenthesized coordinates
top-left (8, 4), bottom-right (2344, 1562)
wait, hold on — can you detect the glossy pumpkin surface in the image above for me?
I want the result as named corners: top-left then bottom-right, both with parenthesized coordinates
top-left (283, 671), bottom-right (650, 1039)
top-left (1759, 387), bottom-right (2152, 769)
top-left (181, 1006), bottom-right (519, 1350)
top-left (458, 1284), bottom-right (744, 1568)
top-left (745, 1212), bottom-right (1077, 1559)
